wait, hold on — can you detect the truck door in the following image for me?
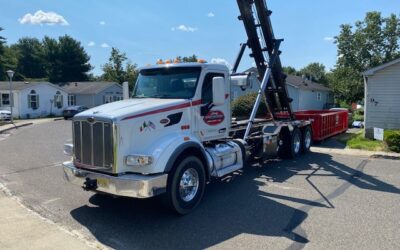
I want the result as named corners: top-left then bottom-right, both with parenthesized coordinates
top-left (195, 72), bottom-right (230, 141)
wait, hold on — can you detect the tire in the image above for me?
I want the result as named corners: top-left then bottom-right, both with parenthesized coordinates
top-left (301, 126), bottom-right (312, 154)
top-left (279, 127), bottom-right (301, 159)
top-left (289, 128), bottom-right (302, 158)
top-left (164, 156), bottom-right (206, 215)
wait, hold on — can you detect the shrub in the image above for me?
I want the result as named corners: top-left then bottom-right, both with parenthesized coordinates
top-left (231, 92), bottom-right (269, 119)
top-left (384, 130), bottom-right (400, 153)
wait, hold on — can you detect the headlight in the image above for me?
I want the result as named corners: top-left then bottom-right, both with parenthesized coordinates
top-left (125, 155), bottom-right (153, 166)
top-left (63, 143), bottom-right (73, 156)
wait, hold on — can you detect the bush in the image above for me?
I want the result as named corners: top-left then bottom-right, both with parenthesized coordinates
top-left (384, 130), bottom-right (400, 153)
top-left (231, 92), bottom-right (269, 119)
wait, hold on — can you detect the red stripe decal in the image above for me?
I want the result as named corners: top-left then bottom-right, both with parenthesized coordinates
top-left (122, 100), bottom-right (202, 121)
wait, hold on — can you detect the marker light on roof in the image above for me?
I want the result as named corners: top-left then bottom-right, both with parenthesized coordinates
top-left (174, 58), bottom-right (181, 63)
top-left (165, 59), bottom-right (172, 64)
top-left (156, 59), bottom-right (164, 64)
top-left (197, 59), bottom-right (207, 63)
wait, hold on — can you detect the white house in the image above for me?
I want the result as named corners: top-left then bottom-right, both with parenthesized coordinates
top-left (243, 67), bottom-right (333, 111)
top-left (363, 58), bottom-right (400, 138)
top-left (60, 82), bottom-right (123, 108)
top-left (0, 81), bottom-right (68, 119)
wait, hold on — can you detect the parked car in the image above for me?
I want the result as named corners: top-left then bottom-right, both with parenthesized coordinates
top-left (62, 106), bottom-right (88, 120)
top-left (0, 110), bottom-right (11, 121)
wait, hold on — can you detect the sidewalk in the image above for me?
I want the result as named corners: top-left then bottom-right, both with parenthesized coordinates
top-left (0, 190), bottom-right (97, 250)
top-left (0, 118), bottom-right (56, 134)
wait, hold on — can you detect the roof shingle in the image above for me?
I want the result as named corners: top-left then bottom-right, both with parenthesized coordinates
top-left (59, 82), bottom-right (120, 94)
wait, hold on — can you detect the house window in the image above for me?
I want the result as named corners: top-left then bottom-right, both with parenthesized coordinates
top-left (1, 93), bottom-right (12, 106)
top-left (317, 92), bottom-right (322, 101)
top-left (68, 95), bottom-right (76, 106)
top-left (28, 90), bottom-right (39, 110)
top-left (54, 91), bottom-right (63, 109)
top-left (104, 95), bottom-right (113, 104)
top-left (113, 95), bottom-right (122, 101)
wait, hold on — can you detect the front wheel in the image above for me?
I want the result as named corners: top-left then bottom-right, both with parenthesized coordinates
top-left (164, 156), bottom-right (206, 215)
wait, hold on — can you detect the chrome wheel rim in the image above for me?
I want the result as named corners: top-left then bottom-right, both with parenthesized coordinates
top-left (305, 130), bottom-right (312, 149)
top-left (179, 168), bottom-right (199, 202)
top-left (294, 133), bottom-right (301, 154)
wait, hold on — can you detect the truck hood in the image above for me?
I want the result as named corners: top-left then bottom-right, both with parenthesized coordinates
top-left (75, 98), bottom-right (189, 121)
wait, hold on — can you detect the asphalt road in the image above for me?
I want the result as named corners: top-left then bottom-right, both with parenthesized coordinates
top-left (0, 120), bottom-right (399, 249)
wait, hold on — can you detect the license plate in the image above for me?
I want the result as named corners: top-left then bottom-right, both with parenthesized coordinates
top-left (97, 178), bottom-right (109, 188)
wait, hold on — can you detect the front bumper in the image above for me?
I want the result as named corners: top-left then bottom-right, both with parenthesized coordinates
top-left (62, 161), bottom-right (168, 198)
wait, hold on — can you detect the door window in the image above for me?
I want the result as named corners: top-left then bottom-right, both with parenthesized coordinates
top-left (202, 73), bottom-right (224, 104)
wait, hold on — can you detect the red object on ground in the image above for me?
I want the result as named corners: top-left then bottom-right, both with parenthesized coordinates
top-left (293, 110), bottom-right (348, 141)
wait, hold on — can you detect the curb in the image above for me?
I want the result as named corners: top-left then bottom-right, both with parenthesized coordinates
top-left (0, 122), bottom-right (33, 134)
top-left (311, 147), bottom-right (400, 159)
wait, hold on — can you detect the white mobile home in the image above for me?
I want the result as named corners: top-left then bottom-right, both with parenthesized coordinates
top-left (0, 81), bottom-right (68, 119)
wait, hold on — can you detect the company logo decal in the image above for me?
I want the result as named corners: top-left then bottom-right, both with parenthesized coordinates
top-left (140, 121), bottom-right (156, 132)
top-left (160, 118), bottom-right (170, 125)
top-left (160, 112), bottom-right (183, 127)
top-left (203, 110), bottom-right (225, 126)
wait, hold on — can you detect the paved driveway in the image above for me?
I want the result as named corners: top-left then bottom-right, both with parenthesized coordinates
top-left (0, 120), bottom-right (399, 249)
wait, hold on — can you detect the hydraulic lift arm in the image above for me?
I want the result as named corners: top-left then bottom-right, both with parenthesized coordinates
top-left (234, 0), bottom-right (295, 126)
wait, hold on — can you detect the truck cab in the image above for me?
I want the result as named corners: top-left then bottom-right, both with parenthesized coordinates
top-left (63, 63), bottom-right (248, 214)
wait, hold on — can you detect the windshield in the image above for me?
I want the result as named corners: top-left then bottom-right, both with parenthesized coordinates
top-left (133, 67), bottom-right (201, 99)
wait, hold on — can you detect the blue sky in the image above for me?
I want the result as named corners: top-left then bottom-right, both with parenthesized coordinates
top-left (0, 0), bottom-right (398, 75)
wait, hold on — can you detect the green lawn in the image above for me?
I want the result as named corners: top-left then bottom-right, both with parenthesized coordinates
top-left (336, 130), bottom-right (388, 151)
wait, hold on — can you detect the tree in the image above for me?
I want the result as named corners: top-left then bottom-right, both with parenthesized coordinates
top-left (101, 47), bottom-right (138, 86)
top-left (0, 27), bottom-right (8, 80)
top-left (299, 62), bottom-right (328, 85)
top-left (331, 12), bottom-right (400, 103)
top-left (282, 66), bottom-right (297, 76)
top-left (182, 54), bottom-right (198, 62)
top-left (13, 37), bottom-right (46, 79)
top-left (43, 35), bottom-right (92, 82)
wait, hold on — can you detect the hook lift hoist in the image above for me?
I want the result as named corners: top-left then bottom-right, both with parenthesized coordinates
top-left (62, 0), bottom-right (313, 214)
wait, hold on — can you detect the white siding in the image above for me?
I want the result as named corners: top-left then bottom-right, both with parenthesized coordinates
top-left (287, 85), bottom-right (299, 111)
top-left (19, 84), bottom-right (68, 118)
top-left (365, 62), bottom-right (400, 130)
top-left (298, 89), bottom-right (330, 111)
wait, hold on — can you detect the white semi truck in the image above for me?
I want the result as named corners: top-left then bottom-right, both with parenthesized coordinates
top-left (62, 0), bottom-right (313, 214)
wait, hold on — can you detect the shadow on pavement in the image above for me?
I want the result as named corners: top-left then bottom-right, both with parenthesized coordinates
top-left (70, 152), bottom-right (399, 249)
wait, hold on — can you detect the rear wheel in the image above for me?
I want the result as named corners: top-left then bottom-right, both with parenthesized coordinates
top-left (290, 128), bottom-right (302, 158)
top-left (278, 127), bottom-right (301, 159)
top-left (164, 156), bottom-right (206, 215)
top-left (301, 126), bottom-right (312, 153)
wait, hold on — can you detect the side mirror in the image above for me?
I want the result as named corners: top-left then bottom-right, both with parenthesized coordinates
top-left (231, 74), bottom-right (251, 88)
top-left (212, 77), bottom-right (225, 106)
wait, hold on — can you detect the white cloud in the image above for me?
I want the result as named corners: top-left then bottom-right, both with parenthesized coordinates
top-left (19, 10), bottom-right (69, 26)
top-left (324, 37), bottom-right (334, 42)
top-left (207, 12), bottom-right (215, 17)
top-left (211, 58), bottom-right (232, 69)
top-left (99, 21), bottom-right (106, 25)
top-left (101, 43), bottom-right (110, 48)
top-left (171, 25), bottom-right (198, 32)
top-left (88, 41), bottom-right (96, 47)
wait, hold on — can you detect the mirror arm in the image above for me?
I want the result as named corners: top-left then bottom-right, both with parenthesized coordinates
top-left (200, 102), bottom-right (215, 116)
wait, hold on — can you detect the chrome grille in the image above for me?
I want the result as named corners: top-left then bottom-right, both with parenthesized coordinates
top-left (73, 119), bottom-right (114, 170)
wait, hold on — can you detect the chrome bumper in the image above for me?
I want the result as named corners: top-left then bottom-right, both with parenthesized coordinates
top-left (62, 161), bottom-right (168, 198)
